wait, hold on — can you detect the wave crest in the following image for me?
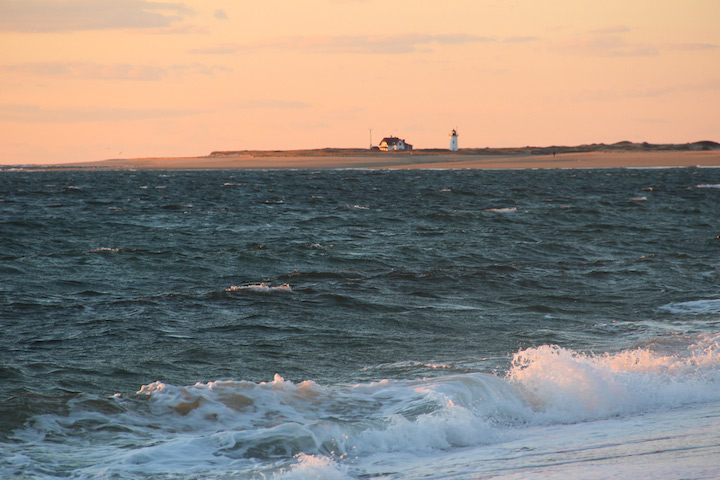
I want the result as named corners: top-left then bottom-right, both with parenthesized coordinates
top-left (225, 283), bottom-right (293, 293)
top-left (508, 333), bottom-right (720, 422)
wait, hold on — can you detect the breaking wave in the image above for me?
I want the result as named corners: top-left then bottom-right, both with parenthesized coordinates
top-left (6, 333), bottom-right (719, 478)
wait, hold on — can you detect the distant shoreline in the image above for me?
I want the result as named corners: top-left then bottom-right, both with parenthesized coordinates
top-left (6, 141), bottom-right (720, 171)
top-left (207, 140), bottom-right (720, 158)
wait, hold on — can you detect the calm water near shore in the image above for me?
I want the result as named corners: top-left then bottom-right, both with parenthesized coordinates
top-left (2, 167), bottom-right (720, 479)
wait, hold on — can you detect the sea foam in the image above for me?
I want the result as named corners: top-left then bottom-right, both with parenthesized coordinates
top-left (8, 334), bottom-right (720, 479)
top-left (130, 333), bottom-right (720, 458)
top-left (508, 332), bottom-right (720, 423)
top-left (225, 283), bottom-right (293, 293)
top-left (272, 454), bottom-right (351, 480)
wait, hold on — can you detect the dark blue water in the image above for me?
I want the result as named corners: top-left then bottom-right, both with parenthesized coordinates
top-left (2, 167), bottom-right (720, 479)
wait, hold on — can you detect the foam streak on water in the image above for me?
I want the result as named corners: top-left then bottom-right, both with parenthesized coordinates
top-left (2, 167), bottom-right (720, 478)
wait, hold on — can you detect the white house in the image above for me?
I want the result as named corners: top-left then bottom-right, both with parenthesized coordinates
top-left (379, 137), bottom-right (413, 151)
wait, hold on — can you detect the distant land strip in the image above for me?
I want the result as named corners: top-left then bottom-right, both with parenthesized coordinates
top-left (6, 140), bottom-right (720, 171)
top-left (209, 140), bottom-right (720, 158)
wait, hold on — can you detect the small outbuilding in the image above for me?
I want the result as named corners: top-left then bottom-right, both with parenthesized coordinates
top-left (379, 137), bottom-right (413, 151)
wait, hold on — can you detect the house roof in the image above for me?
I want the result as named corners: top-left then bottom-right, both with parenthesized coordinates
top-left (380, 137), bottom-right (403, 145)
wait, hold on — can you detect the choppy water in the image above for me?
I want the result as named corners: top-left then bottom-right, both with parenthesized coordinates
top-left (2, 167), bottom-right (720, 479)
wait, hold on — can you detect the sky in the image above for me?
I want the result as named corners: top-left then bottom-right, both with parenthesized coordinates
top-left (1, 0), bottom-right (719, 165)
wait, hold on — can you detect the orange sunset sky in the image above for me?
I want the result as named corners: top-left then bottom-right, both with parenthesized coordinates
top-left (1, 0), bottom-right (719, 165)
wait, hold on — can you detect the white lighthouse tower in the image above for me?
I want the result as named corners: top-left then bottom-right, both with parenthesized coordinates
top-left (449, 129), bottom-right (459, 151)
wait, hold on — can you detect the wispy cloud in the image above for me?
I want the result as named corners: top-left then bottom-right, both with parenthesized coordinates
top-left (665, 42), bottom-right (719, 52)
top-left (504, 36), bottom-right (540, 43)
top-left (0, 62), bottom-right (231, 81)
top-left (588, 25), bottom-right (631, 35)
top-left (573, 78), bottom-right (720, 102)
top-left (190, 33), bottom-right (495, 55)
top-left (577, 86), bottom-right (677, 102)
top-left (554, 25), bottom-right (718, 58)
top-left (189, 43), bottom-right (242, 55)
top-left (0, 0), bottom-right (193, 32)
top-left (0, 104), bottom-right (202, 123)
top-left (136, 23), bottom-right (208, 35)
top-left (556, 31), bottom-right (718, 58)
top-left (232, 99), bottom-right (312, 110)
top-left (555, 34), bottom-right (658, 57)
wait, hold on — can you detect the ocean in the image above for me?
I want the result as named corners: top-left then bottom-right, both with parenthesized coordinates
top-left (1, 166), bottom-right (720, 479)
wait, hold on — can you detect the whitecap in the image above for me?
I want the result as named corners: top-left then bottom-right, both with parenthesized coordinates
top-left (225, 283), bottom-right (293, 293)
top-left (272, 454), bottom-right (351, 480)
top-left (484, 207), bottom-right (517, 213)
top-left (507, 335), bottom-right (720, 423)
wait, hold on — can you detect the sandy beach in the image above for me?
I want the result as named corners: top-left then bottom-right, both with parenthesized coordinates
top-left (59, 149), bottom-right (720, 170)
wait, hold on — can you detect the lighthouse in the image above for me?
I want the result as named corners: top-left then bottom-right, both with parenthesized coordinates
top-left (449, 129), bottom-right (458, 151)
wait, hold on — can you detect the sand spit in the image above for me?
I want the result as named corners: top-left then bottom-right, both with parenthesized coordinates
top-left (20, 141), bottom-right (720, 171)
